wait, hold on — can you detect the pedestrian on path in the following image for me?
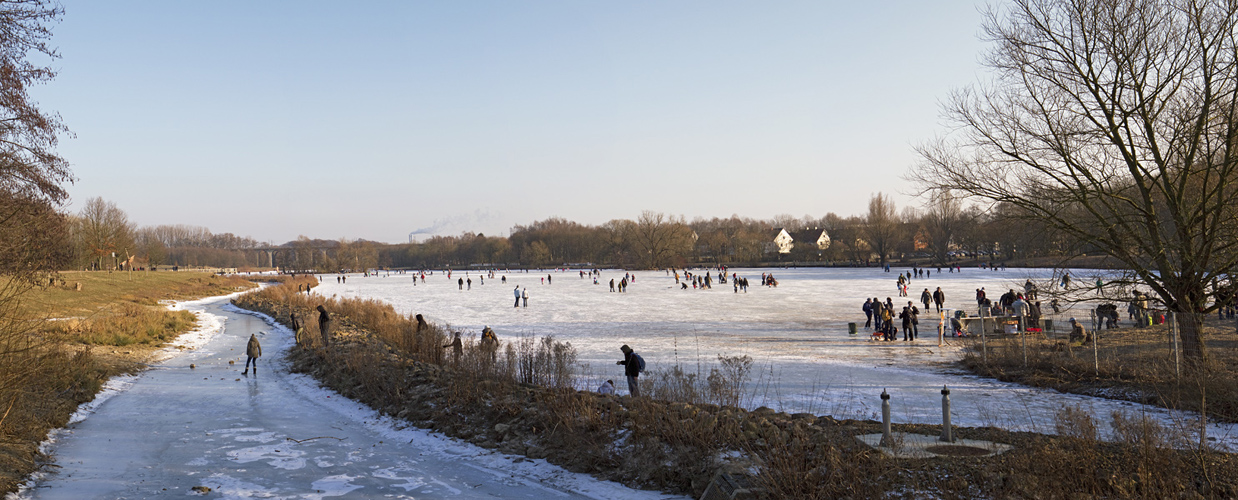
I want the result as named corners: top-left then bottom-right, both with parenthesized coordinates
top-left (243, 334), bottom-right (261, 375)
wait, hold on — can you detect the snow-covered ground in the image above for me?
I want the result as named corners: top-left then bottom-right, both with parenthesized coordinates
top-left (316, 267), bottom-right (1238, 450)
top-left (16, 294), bottom-right (684, 500)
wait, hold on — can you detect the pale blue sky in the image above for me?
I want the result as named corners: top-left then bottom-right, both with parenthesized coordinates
top-left (37, 1), bottom-right (990, 244)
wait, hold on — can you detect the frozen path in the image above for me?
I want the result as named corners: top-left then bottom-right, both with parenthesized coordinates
top-left (21, 294), bottom-right (682, 500)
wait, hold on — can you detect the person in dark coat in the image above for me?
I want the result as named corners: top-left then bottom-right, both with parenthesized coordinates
top-left (317, 305), bottom-right (331, 346)
top-left (933, 287), bottom-right (945, 312)
top-left (900, 306), bottom-right (913, 341)
top-left (443, 332), bottom-right (463, 364)
top-left (243, 334), bottom-right (261, 375)
top-left (616, 344), bottom-right (644, 397)
top-left (907, 301), bottom-right (919, 340)
top-left (863, 298), bottom-right (873, 328)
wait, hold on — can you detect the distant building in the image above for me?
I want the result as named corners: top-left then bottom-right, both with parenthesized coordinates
top-left (765, 228), bottom-right (794, 254)
top-left (788, 228), bottom-right (831, 251)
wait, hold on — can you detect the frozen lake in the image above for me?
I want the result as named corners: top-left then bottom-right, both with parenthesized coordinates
top-left (316, 266), bottom-right (1238, 450)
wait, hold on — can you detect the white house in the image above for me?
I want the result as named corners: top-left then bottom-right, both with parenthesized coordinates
top-left (765, 228), bottom-right (794, 254)
top-left (789, 228), bottom-right (831, 251)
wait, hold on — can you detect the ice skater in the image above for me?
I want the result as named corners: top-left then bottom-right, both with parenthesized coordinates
top-left (242, 333), bottom-right (261, 375)
top-left (513, 285), bottom-right (521, 307)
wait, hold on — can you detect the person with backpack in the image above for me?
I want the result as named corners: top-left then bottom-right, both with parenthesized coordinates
top-left (616, 344), bottom-right (645, 397)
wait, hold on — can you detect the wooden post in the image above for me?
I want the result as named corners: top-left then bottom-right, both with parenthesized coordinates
top-left (1093, 324), bottom-right (1099, 376)
top-left (1171, 312), bottom-right (1180, 380)
top-left (980, 308), bottom-right (988, 364)
top-left (1021, 316), bottom-right (1028, 368)
top-left (938, 310), bottom-right (944, 347)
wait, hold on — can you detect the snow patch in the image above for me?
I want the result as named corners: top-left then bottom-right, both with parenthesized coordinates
top-left (227, 444), bottom-right (307, 470)
top-left (305, 475), bottom-right (363, 499)
top-left (198, 473), bottom-right (281, 499)
top-left (371, 467), bottom-right (428, 492)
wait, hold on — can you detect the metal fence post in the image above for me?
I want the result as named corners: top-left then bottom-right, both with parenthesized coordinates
top-left (880, 389), bottom-right (892, 447)
top-left (940, 385), bottom-right (955, 443)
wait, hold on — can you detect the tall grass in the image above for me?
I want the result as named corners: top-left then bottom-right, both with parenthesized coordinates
top-left (233, 279), bottom-right (581, 389)
top-left (958, 320), bottom-right (1238, 424)
top-left (42, 303), bottom-right (197, 346)
top-left (0, 278), bottom-right (107, 494)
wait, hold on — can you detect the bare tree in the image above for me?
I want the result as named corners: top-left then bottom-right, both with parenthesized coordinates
top-left (0, 0), bottom-right (71, 205)
top-left (862, 193), bottom-right (899, 265)
top-left (922, 189), bottom-right (964, 265)
top-left (74, 197), bottom-right (134, 270)
top-left (628, 211), bottom-right (694, 269)
top-left (914, 0), bottom-right (1238, 360)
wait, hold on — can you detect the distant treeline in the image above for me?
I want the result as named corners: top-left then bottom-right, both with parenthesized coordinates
top-left (57, 194), bottom-right (1080, 272)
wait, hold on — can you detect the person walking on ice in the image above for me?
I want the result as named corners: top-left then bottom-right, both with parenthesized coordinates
top-left (513, 285), bottom-right (521, 307)
top-left (616, 344), bottom-right (645, 397)
top-left (522, 287), bottom-right (528, 308)
top-left (242, 333), bottom-right (261, 375)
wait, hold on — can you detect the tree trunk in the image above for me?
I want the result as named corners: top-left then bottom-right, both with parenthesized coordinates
top-left (1175, 309), bottom-right (1208, 363)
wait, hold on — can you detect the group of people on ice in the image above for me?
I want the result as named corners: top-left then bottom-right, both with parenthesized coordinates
top-left (863, 297), bottom-right (923, 341)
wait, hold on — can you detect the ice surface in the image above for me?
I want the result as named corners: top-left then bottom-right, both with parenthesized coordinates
top-left (316, 267), bottom-right (1237, 450)
top-left (17, 295), bottom-right (684, 500)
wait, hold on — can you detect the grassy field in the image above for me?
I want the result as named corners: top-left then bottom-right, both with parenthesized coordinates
top-left (0, 271), bottom-right (257, 495)
top-left (22, 270), bottom-right (252, 317)
top-left (19, 271), bottom-right (253, 347)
